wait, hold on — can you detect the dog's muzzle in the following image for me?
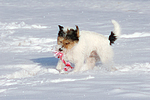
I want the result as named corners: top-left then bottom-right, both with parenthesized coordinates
top-left (59, 47), bottom-right (63, 51)
top-left (56, 45), bottom-right (63, 52)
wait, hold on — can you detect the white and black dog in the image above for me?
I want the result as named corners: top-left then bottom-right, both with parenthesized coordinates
top-left (56, 20), bottom-right (121, 73)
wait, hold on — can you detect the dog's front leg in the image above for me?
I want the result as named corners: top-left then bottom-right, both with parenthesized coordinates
top-left (73, 59), bottom-right (84, 72)
top-left (56, 59), bottom-right (64, 72)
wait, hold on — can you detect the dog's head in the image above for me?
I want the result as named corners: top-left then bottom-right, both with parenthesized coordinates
top-left (57, 25), bottom-right (80, 52)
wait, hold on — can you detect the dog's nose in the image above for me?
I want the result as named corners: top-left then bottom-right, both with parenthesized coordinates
top-left (59, 48), bottom-right (63, 51)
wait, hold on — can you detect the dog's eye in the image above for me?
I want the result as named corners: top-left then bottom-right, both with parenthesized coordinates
top-left (65, 42), bottom-right (70, 45)
top-left (59, 41), bottom-right (63, 43)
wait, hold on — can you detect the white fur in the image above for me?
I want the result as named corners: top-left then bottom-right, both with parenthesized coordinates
top-left (56, 20), bottom-right (121, 73)
top-left (112, 20), bottom-right (121, 37)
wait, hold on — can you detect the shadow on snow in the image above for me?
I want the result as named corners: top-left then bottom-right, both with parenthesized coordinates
top-left (31, 57), bottom-right (58, 69)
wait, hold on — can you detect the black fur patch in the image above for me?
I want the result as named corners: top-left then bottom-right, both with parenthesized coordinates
top-left (58, 25), bottom-right (65, 37)
top-left (109, 31), bottom-right (117, 45)
top-left (66, 29), bottom-right (79, 41)
top-left (58, 25), bottom-right (79, 41)
top-left (58, 30), bottom-right (65, 37)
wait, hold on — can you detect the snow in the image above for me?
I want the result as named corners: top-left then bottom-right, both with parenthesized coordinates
top-left (121, 32), bottom-right (150, 38)
top-left (0, 0), bottom-right (150, 100)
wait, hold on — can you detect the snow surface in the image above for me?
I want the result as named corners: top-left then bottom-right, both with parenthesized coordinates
top-left (0, 0), bottom-right (150, 100)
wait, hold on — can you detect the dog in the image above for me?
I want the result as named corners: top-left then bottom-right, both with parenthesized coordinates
top-left (55, 20), bottom-right (121, 73)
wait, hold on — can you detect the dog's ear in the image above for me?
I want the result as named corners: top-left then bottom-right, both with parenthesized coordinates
top-left (65, 26), bottom-right (79, 41)
top-left (75, 25), bottom-right (79, 37)
top-left (58, 25), bottom-right (64, 30)
top-left (58, 25), bottom-right (65, 37)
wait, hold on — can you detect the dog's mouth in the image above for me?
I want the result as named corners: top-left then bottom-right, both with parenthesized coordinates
top-left (56, 44), bottom-right (64, 52)
top-left (59, 47), bottom-right (63, 52)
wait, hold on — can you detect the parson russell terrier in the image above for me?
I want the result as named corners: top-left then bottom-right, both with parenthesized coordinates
top-left (55, 20), bottom-right (121, 73)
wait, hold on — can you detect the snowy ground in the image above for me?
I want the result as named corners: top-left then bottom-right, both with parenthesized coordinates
top-left (0, 0), bottom-right (150, 100)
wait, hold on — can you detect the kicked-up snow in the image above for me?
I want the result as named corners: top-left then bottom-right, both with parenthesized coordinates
top-left (0, 0), bottom-right (150, 100)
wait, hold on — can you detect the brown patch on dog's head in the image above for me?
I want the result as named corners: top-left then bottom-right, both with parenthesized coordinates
top-left (57, 25), bottom-right (80, 51)
top-left (57, 36), bottom-right (64, 45)
top-left (62, 39), bottom-right (78, 50)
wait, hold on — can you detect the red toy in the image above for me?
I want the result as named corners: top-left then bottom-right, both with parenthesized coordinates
top-left (54, 51), bottom-right (73, 72)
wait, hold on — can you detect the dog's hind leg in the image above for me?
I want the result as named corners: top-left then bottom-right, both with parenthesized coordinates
top-left (97, 47), bottom-right (116, 71)
top-left (85, 56), bottom-right (96, 70)
top-left (81, 51), bottom-right (99, 71)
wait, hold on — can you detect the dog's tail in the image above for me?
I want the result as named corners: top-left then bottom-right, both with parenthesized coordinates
top-left (109, 20), bottom-right (121, 45)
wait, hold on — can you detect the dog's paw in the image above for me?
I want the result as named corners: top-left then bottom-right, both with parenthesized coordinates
top-left (56, 66), bottom-right (63, 72)
top-left (56, 69), bottom-right (62, 73)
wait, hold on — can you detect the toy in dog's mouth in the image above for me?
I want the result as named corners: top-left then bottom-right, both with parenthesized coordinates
top-left (54, 51), bottom-right (73, 72)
